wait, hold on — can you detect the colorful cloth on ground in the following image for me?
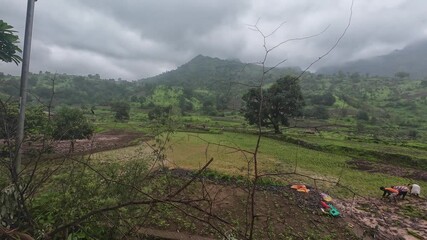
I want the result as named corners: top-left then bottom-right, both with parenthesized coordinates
top-left (320, 192), bottom-right (333, 202)
top-left (320, 201), bottom-right (330, 209)
top-left (291, 184), bottom-right (310, 193)
top-left (327, 203), bottom-right (340, 217)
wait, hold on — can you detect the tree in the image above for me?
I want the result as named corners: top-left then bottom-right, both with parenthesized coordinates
top-left (0, 20), bottom-right (22, 64)
top-left (242, 76), bottom-right (304, 134)
top-left (305, 105), bottom-right (329, 119)
top-left (148, 105), bottom-right (172, 125)
top-left (394, 71), bottom-right (410, 79)
top-left (356, 110), bottom-right (369, 121)
top-left (111, 101), bottom-right (130, 121)
top-left (52, 107), bottom-right (94, 140)
top-left (310, 92), bottom-right (335, 106)
top-left (0, 101), bottom-right (48, 138)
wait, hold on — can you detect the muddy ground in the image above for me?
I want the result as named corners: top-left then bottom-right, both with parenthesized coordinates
top-left (337, 196), bottom-right (427, 240)
top-left (20, 130), bottom-right (149, 158)
top-left (164, 169), bottom-right (427, 240)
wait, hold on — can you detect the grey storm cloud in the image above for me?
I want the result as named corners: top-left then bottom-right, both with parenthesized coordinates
top-left (1, 0), bottom-right (427, 80)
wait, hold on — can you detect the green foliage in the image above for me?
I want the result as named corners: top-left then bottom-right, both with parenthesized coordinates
top-left (356, 110), bottom-right (369, 121)
top-left (0, 100), bottom-right (17, 138)
top-left (25, 105), bottom-right (50, 136)
top-left (242, 76), bottom-right (304, 133)
top-left (0, 20), bottom-right (22, 64)
top-left (31, 158), bottom-right (151, 239)
top-left (0, 72), bottom-right (136, 106)
top-left (148, 106), bottom-right (172, 125)
top-left (110, 101), bottom-right (130, 121)
top-left (310, 92), bottom-right (335, 106)
top-left (150, 85), bottom-right (183, 108)
top-left (0, 185), bottom-right (21, 228)
top-left (52, 107), bottom-right (94, 140)
top-left (0, 101), bottom-right (49, 138)
top-left (305, 105), bottom-right (329, 119)
top-left (407, 130), bottom-right (418, 139)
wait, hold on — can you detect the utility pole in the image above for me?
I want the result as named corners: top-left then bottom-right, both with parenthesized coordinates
top-left (15, 0), bottom-right (37, 176)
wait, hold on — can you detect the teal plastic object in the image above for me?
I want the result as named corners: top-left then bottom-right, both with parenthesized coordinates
top-left (327, 204), bottom-right (340, 217)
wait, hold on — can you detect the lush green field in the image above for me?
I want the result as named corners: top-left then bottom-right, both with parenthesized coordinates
top-left (97, 131), bottom-right (424, 198)
top-left (298, 134), bottom-right (427, 159)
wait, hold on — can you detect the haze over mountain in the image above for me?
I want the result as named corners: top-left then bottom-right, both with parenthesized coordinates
top-left (318, 40), bottom-right (427, 78)
top-left (140, 55), bottom-right (301, 92)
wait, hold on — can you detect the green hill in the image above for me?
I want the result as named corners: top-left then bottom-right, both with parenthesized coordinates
top-left (1, 55), bottom-right (426, 140)
top-left (140, 54), bottom-right (301, 92)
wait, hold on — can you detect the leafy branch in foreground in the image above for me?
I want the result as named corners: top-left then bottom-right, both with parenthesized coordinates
top-left (0, 20), bottom-right (22, 65)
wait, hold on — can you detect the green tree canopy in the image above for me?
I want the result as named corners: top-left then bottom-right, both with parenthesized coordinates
top-left (111, 101), bottom-right (130, 121)
top-left (0, 20), bottom-right (22, 64)
top-left (150, 85), bottom-right (183, 108)
top-left (0, 101), bottom-right (48, 138)
top-left (52, 107), bottom-right (94, 140)
top-left (242, 76), bottom-right (304, 134)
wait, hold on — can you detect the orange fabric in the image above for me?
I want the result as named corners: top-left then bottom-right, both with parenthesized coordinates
top-left (291, 184), bottom-right (310, 193)
top-left (385, 188), bottom-right (398, 193)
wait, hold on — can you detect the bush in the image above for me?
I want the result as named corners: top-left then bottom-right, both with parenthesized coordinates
top-left (408, 130), bottom-right (418, 139)
top-left (52, 107), bottom-right (94, 140)
top-left (310, 92), bottom-right (336, 106)
top-left (148, 106), bottom-right (172, 124)
top-left (111, 101), bottom-right (130, 121)
top-left (356, 110), bottom-right (369, 121)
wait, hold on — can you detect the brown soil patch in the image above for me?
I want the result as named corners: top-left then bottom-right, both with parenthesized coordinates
top-left (336, 196), bottom-right (427, 240)
top-left (140, 169), bottom-right (427, 240)
top-left (139, 169), bottom-right (362, 239)
top-left (347, 159), bottom-right (427, 181)
top-left (21, 131), bottom-right (150, 158)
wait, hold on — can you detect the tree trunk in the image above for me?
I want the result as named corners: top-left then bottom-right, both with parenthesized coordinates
top-left (273, 123), bottom-right (281, 134)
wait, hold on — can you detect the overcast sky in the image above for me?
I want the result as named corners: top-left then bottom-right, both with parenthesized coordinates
top-left (1, 0), bottom-right (427, 80)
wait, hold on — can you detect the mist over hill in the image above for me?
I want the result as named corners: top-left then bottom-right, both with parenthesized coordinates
top-left (139, 55), bottom-right (302, 91)
top-left (318, 40), bottom-right (427, 78)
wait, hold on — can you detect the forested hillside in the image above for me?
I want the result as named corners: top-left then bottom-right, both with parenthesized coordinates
top-left (0, 72), bottom-right (138, 106)
top-left (301, 73), bottom-right (427, 140)
top-left (1, 55), bottom-right (426, 140)
top-left (141, 55), bottom-right (301, 90)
